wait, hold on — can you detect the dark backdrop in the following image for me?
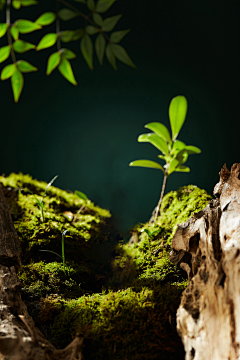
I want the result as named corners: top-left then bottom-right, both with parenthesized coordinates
top-left (1, 0), bottom-right (239, 236)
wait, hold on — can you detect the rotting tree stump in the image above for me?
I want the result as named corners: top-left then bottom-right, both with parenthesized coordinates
top-left (0, 183), bottom-right (84, 360)
top-left (169, 163), bottom-right (240, 360)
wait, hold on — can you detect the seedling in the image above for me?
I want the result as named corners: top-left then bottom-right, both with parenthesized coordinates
top-left (39, 229), bottom-right (68, 276)
top-left (129, 95), bottom-right (201, 223)
top-left (25, 175), bottom-right (58, 222)
top-left (72, 190), bottom-right (89, 223)
top-left (141, 228), bottom-right (160, 254)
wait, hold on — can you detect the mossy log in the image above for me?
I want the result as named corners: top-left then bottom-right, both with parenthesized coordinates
top-left (169, 163), bottom-right (240, 360)
top-left (0, 183), bottom-right (84, 360)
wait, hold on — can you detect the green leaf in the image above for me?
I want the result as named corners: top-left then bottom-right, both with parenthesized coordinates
top-left (60, 30), bottom-right (74, 42)
top-left (1, 64), bottom-right (16, 80)
top-left (35, 12), bottom-right (56, 26)
top-left (39, 249), bottom-right (62, 260)
top-left (36, 33), bottom-right (57, 51)
top-left (72, 29), bottom-right (84, 40)
top-left (43, 175), bottom-right (59, 198)
top-left (17, 60), bottom-right (37, 73)
top-left (95, 33), bottom-right (106, 65)
top-left (0, 45), bottom-right (10, 63)
top-left (12, 0), bottom-right (21, 9)
top-left (58, 58), bottom-right (77, 85)
top-left (168, 158), bottom-right (179, 175)
top-left (75, 190), bottom-right (88, 201)
top-left (102, 14), bottom-right (122, 32)
top-left (13, 40), bottom-right (35, 53)
top-left (106, 43), bottom-right (117, 69)
top-left (86, 25), bottom-right (99, 35)
top-left (10, 26), bottom-right (19, 40)
top-left (95, 0), bottom-right (116, 13)
top-left (111, 43), bottom-right (136, 68)
top-left (175, 165), bottom-right (190, 172)
top-left (169, 95), bottom-right (188, 141)
top-left (0, 0), bottom-right (6, 10)
top-left (176, 149), bottom-right (188, 165)
top-left (0, 23), bottom-right (8, 38)
top-left (87, 0), bottom-right (95, 10)
top-left (142, 229), bottom-right (151, 237)
top-left (93, 13), bottom-right (103, 26)
top-left (172, 140), bottom-right (185, 151)
top-left (185, 145), bottom-right (201, 154)
top-left (14, 19), bottom-right (42, 33)
top-left (145, 122), bottom-right (171, 143)
top-left (110, 29), bottom-right (130, 43)
top-left (47, 52), bottom-right (61, 75)
top-left (58, 8), bottom-right (78, 21)
top-left (138, 133), bottom-right (169, 156)
top-left (129, 160), bottom-right (164, 173)
top-left (80, 34), bottom-right (93, 70)
top-left (21, 0), bottom-right (38, 6)
top-left (11, 69), bottom-right (24, 103)
top-left (61, 48), bottom-right (76, 59)
top-left (157, 155), bottom-right (166, 160)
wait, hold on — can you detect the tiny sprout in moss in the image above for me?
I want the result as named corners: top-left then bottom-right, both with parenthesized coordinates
top-left (141, 229), bottom-right (160, 253)
top-left (73, 190), bottom-right (89, 223)
top-left (39, 229), bottom-right (68, 276)
top-left (129, 95), bottom-right (201, 223)
top-left (25, 175), bottom-right (58, 222)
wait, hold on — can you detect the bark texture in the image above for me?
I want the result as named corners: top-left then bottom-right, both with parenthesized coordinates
top-left (169, 163), bottom-right (240, 360)
top-left (0, 184), bottom-right (84, 360)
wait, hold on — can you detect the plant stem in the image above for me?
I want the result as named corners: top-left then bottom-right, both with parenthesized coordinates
top-left (72, 204), bottom-right (85, 223)
top-left (62, 232), bottom-right (66, 275)
top-left (154, 172), bottom-right (168, 224)
top-left (6, 0), bottom-right (16, 63)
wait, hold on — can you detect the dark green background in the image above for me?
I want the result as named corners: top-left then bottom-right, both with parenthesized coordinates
top-left (1, 1), bottom-right (239, 236)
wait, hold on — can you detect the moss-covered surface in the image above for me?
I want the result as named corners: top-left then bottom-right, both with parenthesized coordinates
top-left (0, 174), bottom-right (212, 360)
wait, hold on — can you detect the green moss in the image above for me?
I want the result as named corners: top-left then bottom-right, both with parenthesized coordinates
top-left (0, 173), bottom-right (212, 359)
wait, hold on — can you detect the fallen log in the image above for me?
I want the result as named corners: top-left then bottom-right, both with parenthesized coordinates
top-left (169, 163), bottom-right (240, 360)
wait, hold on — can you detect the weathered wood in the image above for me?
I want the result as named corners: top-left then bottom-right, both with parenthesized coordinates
top-left (169, 163), bottom-right (240, 360)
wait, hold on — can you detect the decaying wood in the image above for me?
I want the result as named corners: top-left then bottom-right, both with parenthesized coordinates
top-left (0, 185), bottom-right (84, 360)
top-left (169, 163), bottom-right (240, 360)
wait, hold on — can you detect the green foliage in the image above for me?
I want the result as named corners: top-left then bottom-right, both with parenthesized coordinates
top-left (17, 60), bottom-right (37, 72)
top-left (0, 0), bottom-right (135, 102)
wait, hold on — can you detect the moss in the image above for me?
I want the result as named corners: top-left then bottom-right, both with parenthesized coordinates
top-left (0, 173), bottom-right (212, 359)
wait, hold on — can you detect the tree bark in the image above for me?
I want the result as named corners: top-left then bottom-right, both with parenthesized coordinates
top-left (169, 163), bottom-right (240, 360)
top-left (0, 184), bottom-right (84, 360)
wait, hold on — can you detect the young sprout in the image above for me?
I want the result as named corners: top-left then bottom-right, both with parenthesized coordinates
top-left (141, 228), bottom-right (160, 254)
top-left (25, 175), bottom-right (58, 222)
top-left (72, 190), bottom-right (89, 223)
top-left (39, 229), bottom-right (68, 276)
top-left (129, 95), bottom-right (201, 223)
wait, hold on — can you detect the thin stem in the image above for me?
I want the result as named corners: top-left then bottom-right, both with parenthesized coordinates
top-left (56, 0), bottom-right (61, 50)
top-left (57, 0), bottom-right (111, 42)
top-left (6, 0), bottom-right (16, 63)
top-left (154, 172), bottom-right (168, 224)
top-left (72, 204), bottom-right (85, 223)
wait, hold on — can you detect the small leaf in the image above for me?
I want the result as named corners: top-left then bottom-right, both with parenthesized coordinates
top-left (93, 13), bottom-right (103, 26)
top-left (106, 43), bottom-right (117, 69)
top-left (21, 0), bottom-right (38, 6)
top-left (14, 19), bottom-right (42, 33)
top-left (110, 29), bottom-right (130, 43)
top-left (58, 8), bottom-right (78, 21)
top-left (169, 95), bottom-right (188, 141)
top-left (175, 165), bottom-right (190, 172)
top-left (129, 160), bottom-right (165, 172)
top-left (61, 48), bottom-right (76, 59)
top-left (0, 45), bottom-right (10, 63)
top-left (60, 30), bottom-right (74, 42)
top-left (142, 229), bottom-right (151, 237)
top-left (44, 175), bottom-right (59, 197)
top-left (138, 133), bottom-right (169, 156)
top-left (11, 69), bottom-right (24, 103)
top-left (47, 52), bottom-right (61, 75)
top-left (102, 14), bottom-right (122, 32)
top-left (172, 140), bottom-right (186, 151)
top-left (17, 60), bottom-right (37, 73)
top-left (12, 0), bottom-right (21, 9)
top-left (145, 122), bottom-right (171, 143)
top-left (35, 12), bottom-right (56, 26)
top-left (72, 29), bottom-right (84, 40)
top-left (13, 40), bottom-right (35, 53)
top-left (80, 34), bottom-right (93, 70)
top-left (10, 26), bottom-right (19, 40)
top-left (185, 145), bottom-right (201, 154)
top-left (36, 33), bottom-right (57, 51)
top-left (176, 149), bottom-right (188, 165)
top-left (87, 0), bottom-right (95, 10)
top-left (58, 58), bottom-right (77, 85)
top-left (75, 190), bottom-right (88, 200)
top-left (39, 249), bottom-right (62, 260)
top-left (0, 23), bottom-right (8, 38)
top-left (95, 33), bottom-right (106, 65)
top-left (1, 64), bottom-right (16, 80)
top-left (95, 0), bottom-right (116, 13)
top-left (111, 43), bottom-right (136, 68)
top-left (168, 158), bottom-right (179, 175)
top-left (86, 25), bottom-right (99, 35)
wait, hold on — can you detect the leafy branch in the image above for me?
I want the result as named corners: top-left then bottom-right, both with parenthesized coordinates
top-left (0, 0), bottom-right (136, 102)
